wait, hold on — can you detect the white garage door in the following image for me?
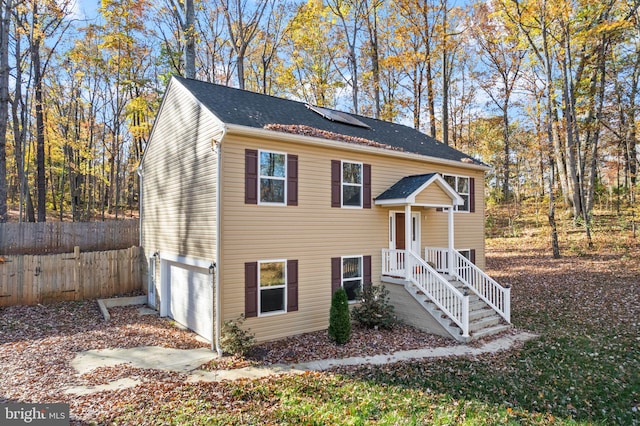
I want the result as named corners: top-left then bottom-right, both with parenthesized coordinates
top-left (166, 261), bottom-right (213, 342)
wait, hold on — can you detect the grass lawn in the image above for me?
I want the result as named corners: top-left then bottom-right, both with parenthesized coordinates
top-left (105, 210), bottom-right (639, 425)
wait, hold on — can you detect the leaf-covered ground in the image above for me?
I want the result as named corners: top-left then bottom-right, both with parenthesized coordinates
top-left (1, 218), bottom-right (639, 425)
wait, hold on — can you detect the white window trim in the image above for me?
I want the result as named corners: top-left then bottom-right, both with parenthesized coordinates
top-left (458, 249), bottom-right (471, 259)
top-left (341, 160), bottom-right (363, 209)
top-left (258, 149), bottom-right (287, 206)
top-left (442, 173), bottom-right (470, 213)
top-left (341, 255), bottom-right (363, 303)
top-left (257, 259), bottom-right (287, 317)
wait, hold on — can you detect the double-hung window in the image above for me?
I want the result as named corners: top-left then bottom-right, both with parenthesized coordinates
top-left (259, 150), bottom-right (287, 204)
top-left (258, 260), bottom-right (286, 315)
top-left (443, 174), bottom-right (470, 212)
top-left (245, 259), bottom-right (298, 318)
top-left (342, 161), bottom-right (363, 207)
top-left (341, 256), bottom-right (363, 302)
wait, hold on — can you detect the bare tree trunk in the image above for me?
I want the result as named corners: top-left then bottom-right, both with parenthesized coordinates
top-left (365, 0), bottom-right (381, 118)
top-left (543, 18), bottom-right (561, 258)
top-left (31, 1), bottom-right (46, 222)
top-left (184, 0), bottom-right (196, 79)
top-left (412, 68), bottom-right (421, 130)
top-left (221, 0), bottom-right (269, 90)
top-left (548, 158), bottom-right (561, 258)
top-left (440, 0), bottom-right (449, 145)
top-left (426, 52), bottom-right (437, 138)
top-left (502, 105), bottom-right (510, 201)
top-left (10, 29), bottom-right (33, 222)
top-left (0, 0), bottom-right (10, 222)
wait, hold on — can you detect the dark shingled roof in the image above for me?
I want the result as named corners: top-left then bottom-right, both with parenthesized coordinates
top-left (174, 76), bottom-right (479, 163)
top-left (375, 173), bottom-right (438, 200)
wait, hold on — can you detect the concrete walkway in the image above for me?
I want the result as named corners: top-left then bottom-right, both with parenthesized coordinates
top-left (65, 331), bottom-right (536, 395)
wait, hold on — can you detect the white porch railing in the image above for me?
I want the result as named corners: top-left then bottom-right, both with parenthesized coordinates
top-left (382, 249), bottom-right (469, 337)
top-left (424, 247), bottom-right (511, 323)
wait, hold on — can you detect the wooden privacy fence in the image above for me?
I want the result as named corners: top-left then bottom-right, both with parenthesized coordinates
top-left (0, 246), bottom-right (145, 307)
top-left (0, 220), bottom-right (139, 255)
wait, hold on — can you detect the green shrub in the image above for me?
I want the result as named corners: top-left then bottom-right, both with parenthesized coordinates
top-left (328, 287), bottom-right (351, 344)
top-left (219, 315), bottom-right (255, 356)
top-left (351, 284), bottom-right (397, 330)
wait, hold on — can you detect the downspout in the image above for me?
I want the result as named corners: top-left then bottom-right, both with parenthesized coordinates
top-left (212, 126), bottom-right (226, 356)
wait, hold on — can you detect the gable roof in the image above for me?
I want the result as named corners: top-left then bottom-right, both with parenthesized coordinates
top-left (172, 76), bottom-right (483, 166)
top-left (375, 173), bottom-right (463, 206)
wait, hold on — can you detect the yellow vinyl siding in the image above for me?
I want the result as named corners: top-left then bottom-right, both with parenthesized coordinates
top-left (219, 133), bottom-right (486, 342)
top-left (141, 82), bottom-right (220, 262)
top-left (414, 183), bottom-right (454, 206)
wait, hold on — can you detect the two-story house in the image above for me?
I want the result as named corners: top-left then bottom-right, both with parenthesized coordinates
top-left (140, 76), bottom-right (511, 353)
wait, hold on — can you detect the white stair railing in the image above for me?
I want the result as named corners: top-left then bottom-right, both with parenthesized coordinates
top-left (424, 247), bottom-right (511, 323)
top-left (381, 248), bottom-right (405, 277)
top-left (383, 249), bottom-right (469, 337)
top-left (451, 250), bottom-right (511, 323)
top-left (424, 247), bottom-right (449, 273)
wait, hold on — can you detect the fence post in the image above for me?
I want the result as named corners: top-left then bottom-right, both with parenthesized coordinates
top-left (74, 246), bottom-right (83, 300)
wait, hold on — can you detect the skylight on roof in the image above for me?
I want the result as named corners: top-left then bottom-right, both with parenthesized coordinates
top-left (306, 104), bottom-right (370, 129)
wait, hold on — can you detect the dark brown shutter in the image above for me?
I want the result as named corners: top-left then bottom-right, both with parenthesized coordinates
top-left (244, 262), bottom-right (258, 317)
top-left (331, 257), bottom-right (341, 293)
top-left (363, 255), bottom-right (372, 290)
top-left (469, 177), bottom-right (475, 213)
top-left (245, 149), bottom-right (258, 204)
top-left (287, 260), bottom-right (298, 312)
top-left (287, 155), bottom-right (298, 206)
top-left (331, 160), bottom-right (341, 207)
top-left (470, 249), bottom-right (476, 265)
top-left (363, 164), bottom-right (371, 209)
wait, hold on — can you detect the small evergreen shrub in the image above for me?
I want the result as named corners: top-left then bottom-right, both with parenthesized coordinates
top-left (328, 287), bottom-right (352, 344)
top-left (351, 284), bottom-right (397, 330)
top-left (220, 315), bottom-right (255, 356)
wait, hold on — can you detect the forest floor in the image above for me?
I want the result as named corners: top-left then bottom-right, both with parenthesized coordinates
top-left (1, 205), bottom-right (639, 425)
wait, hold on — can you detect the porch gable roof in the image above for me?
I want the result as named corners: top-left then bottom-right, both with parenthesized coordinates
top-left (374, 173), bottom-right (464, 206)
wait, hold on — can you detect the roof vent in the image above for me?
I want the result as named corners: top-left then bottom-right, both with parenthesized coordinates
top-left (306, 104), bottom-right (370, 129)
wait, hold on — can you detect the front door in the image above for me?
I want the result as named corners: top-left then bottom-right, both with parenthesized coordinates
top-left (390, 211), bottom-right (420, 254)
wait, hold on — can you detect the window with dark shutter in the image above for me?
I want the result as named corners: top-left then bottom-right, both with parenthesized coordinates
top-left (331, 257), bottom-right (341, 293)
top-left (363, 255), bottom-right (372, 290)
top-left (331, 160), bottom-right (341, 207)
top-left (245, 150), bottom-right (258, 205)
top-left (244, 262), bottom-right (258, 317)
top-left (287, 155), bottom-right (298, 206)
top-left (439, 174), bottom-right (472, 212)
top-left (287, 260), bottom-right (298, 312)
top-left (363, 164), bottom-right (371, 209)
top-left (469, 177), bottom-right (475, 213)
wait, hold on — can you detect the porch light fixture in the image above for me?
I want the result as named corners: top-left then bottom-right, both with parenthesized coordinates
top-left (209, 263), bottom-right (216, 275)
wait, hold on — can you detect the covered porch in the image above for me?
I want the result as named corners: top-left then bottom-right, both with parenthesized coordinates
top-left (374, 174), bottom-right (510, 341)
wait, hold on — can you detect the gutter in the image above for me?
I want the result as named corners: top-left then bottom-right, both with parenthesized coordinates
top-left (222, 123), bottom-right (490, 172)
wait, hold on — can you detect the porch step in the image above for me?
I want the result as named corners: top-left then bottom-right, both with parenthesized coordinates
top-left (470, 323), bottom-right (512, 340)
top-left (406, 281), bottom-right (510, 343)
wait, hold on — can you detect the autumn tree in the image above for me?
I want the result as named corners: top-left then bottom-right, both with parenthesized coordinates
top-left (219, 0), bottom-right (271, 90)
top-left (469, 1), bottom-right (525, 202)
top-left (245, 0), bottom-right (291, 95)
top-left (280, 0), bottom-right (343, 106)
top-left (0, 0), bottom-right (10, 222)
top-left (326, 0), bottom-right (367, 113)
top-left (393, 0), bottom-right (440, 136)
